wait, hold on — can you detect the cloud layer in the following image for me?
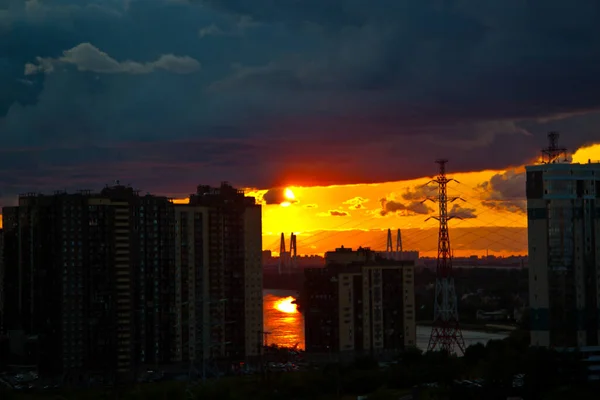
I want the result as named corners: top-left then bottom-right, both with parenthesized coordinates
top-left (478, 169), bottom-right (527, 213)
top-left (25, 43), bottom-right (200, 75)
top-left (379, 197), bottom-right (432, 217)
top-left (1, 0), bottom-right (599, 205)
top-left (262, 187), bottom-right (296, 205)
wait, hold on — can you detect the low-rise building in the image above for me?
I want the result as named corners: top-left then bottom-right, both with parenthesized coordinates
top-left (304, 248), bottom-right (416, 360)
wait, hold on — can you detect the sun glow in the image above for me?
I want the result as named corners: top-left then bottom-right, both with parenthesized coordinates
top-left (279, 187), bottom-right (296, 207)
top-left (274, 296), bottom-right (298, 314)
top-left (284, 188), bottom-right (295, 200)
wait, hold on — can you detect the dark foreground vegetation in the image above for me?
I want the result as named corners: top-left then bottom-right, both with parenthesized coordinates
top-left (2, 331), bottom-right (597, 400)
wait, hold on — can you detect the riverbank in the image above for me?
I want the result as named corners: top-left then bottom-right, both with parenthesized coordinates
top-left (417, 321), bottom-right (517, 334)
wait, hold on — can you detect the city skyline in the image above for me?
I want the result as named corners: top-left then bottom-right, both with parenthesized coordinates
top-left (0, 182), bottom-right (264, 379)
top-left (1, 143), bottom-right (599, 257)
top-left (2, 0), bottom-right (600, 393)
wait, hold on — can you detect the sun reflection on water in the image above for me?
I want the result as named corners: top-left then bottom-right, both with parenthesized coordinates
top-left (274, 296), bottom-right (298, 313)
top-left (263, 290), bottom-right (305, 349)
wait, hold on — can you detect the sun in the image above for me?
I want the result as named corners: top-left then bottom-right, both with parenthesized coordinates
top-left (280, 188), bottom-right (296, 207)
top-left (284, 188), bottom-right (295, 200)
top-left (274, 296), bottom-right (298, 313)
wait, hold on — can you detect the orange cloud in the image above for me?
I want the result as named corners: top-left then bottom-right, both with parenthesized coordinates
top-left (572, 143), bottom-right (600, 163)
top-left (318, 210), bottom-right (349, 217)
top-left (343, 196), bottom-right (369, 210)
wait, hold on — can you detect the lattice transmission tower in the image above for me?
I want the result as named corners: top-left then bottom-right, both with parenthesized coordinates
top-left (424, 159), bottom-right (465, 354)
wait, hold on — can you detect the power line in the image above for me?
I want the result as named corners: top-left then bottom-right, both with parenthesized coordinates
top-left (297, 216), bottom-right (382, 249)
top-left (261, 173), bottom-right (529, 257)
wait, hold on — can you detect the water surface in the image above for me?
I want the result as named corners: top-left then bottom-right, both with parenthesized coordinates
top-left (263, 289), bottom-right (305, 349)
top-left (262, 289), bottom-right (508, 351)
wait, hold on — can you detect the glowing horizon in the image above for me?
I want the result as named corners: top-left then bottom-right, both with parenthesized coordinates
top-left (257, 143), bottom-right (600, 257)
top-left (1, 143), bottom-right (599, 257)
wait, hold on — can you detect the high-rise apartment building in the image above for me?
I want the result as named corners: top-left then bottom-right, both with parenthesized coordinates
top-left (304, 248), bottom-right (416, 359)
top-left (0, 225), bottom-right (5, 366)
top-left (1, 182), bottom-right (263, 380)
top-left (1, 185), bottom-right (176, 381)
top-left (0, 226), bottom-right (4, 335)
top-left (527, 157), bottom-right (600, 347)
top-left (173, 183), bottom-right (262, 368)
top-left (1, 208), bottom-right (18, 342)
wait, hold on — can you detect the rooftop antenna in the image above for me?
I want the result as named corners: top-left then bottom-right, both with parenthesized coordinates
top-left (541, 132), bottom-right (568, 164)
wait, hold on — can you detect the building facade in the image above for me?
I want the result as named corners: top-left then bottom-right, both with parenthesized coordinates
top-left (1, 186), bottom-right (177, 381)
top-left (325, 246), bottom-right (373, 266)
top-left (527, 161), bottom-right (600, 347)
top-left (304, 248), bottom-right (416, 359)
top-left (0, 226), bottom-right (3, 334)
top-left (173, 183), bottom-right (262, 371)
top-left (0, 207), bottom-right (19, 358)
top-left (1, 182), bottom-right (263, 380)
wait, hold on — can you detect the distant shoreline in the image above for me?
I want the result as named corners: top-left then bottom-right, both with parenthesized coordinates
top-left (417, 321), bottom-right (517, 334)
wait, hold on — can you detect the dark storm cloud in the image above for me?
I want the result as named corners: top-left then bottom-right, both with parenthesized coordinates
top-left (449, 204), bottom-right (477, 220)
top-left (379, 198), bottom-right (432, 217)
top-left (0, 0), bottom-right (126, 116)
top-left (207, 0), bottom-right (600, 160)
top-left (478, 169), bottom-right (527, 214)
top-left (402, 186), bottom-right (438, 202)
top-left (1, 0), bottom-right (600, 204)
top-left (262, 187), bottom-right (296, 205)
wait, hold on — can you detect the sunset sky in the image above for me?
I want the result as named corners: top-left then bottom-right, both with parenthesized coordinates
top-left (1, 1), bottom-right (600, 256)
top-left (255, 144), bottom-right (600, 257)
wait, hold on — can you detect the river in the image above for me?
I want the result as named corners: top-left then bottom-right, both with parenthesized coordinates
top-left (263, 289), bottom-right (508, 352)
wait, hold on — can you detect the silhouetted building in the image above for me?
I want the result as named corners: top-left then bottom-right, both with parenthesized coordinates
top-left (380, 250), bottom-right (420, 263)
top-left (1, 185), bottom-right (177, 381)
top-left (0, 226), bottom-right (4, 335)
top-left (527, 160), bottom-right (600, 347)
top-left (325, 246), bottom-right (374, 266)
top-left (304, 249), bottom-right (415, 360)
top-left (1, 206), bottom-right (33, 364)
top-left (0, 226), bottom-right (8, 369)
top-left (173, 182), bottom-right (262, 368)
